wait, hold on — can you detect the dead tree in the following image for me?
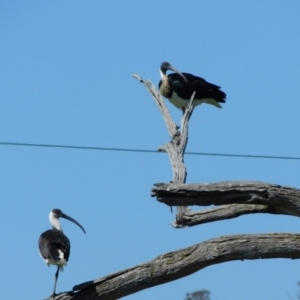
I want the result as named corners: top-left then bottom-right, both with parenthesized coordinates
top-left (44, 75), bottom-right (300, 299)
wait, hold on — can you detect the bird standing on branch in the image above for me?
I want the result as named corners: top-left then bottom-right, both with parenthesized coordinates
top-left (38, 209), bottom-right (86, 298)
top-left (159, 62), bottom-right (226, 112)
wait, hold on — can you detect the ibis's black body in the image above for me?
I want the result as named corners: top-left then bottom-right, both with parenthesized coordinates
top-left (159, 62), bottom-right (226, 111)
top-left (39, 229), bottom-right (71, 266)
top-left (39, 208), bottom-right (85, 298)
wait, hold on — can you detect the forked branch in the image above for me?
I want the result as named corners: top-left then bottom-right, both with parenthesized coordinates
top-left (132, 74), bottom-right (177, 137)
top-left (151, 181), bottom-right (300, 227)
top-left (133, 74), bottom-right (196, 226)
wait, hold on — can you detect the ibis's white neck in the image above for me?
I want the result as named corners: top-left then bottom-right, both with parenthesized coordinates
top-left (159, 69), bottom-right (167, 80)
top-left (49, 211), bottom-right (63, 232)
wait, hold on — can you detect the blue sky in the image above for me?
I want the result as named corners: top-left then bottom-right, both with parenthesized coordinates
top-left (1, 2), bottom-right (300, 300)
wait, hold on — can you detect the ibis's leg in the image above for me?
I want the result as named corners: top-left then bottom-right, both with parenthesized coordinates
top-left (51, 266), bottom-right (60, 298)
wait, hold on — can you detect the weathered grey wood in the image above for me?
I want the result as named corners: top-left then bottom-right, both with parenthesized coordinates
top-left (133, 74), bottom-right (196, 226)
top-left (152, 181), bottom-right (300, 222)
top-left (50, 233), bottom-right (300, 300)
top-left (132, 74), bottom-right (177, 137)
top-left (173, 203), bottom-right (279, 228)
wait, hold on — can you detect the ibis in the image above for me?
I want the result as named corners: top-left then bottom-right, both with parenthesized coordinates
top-left (159, 62), bottom-right (226, 112)
top-left (38, 208), bottom-right (86, 298)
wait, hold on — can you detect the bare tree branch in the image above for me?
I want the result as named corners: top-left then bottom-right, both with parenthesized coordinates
top-left (133, 74), bottom-right (196, 225)
top-left (132, 74), bottom-right (177, 137)
top-left (151, 181), bottom-right (300, 227)
top-left (51, 233), bottom-right (300, 300)
top-left (171, 203), bottom-right (271, 228)
top-left (178, 91), bottom-right (196, 154)
top-left (152, 181), bottom-right (300, 209)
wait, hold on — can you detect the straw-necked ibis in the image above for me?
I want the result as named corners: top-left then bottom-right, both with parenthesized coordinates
top-left (159, 62), bottom-right (226, 112)
top-left (38, 209), bottom-right (86, 298)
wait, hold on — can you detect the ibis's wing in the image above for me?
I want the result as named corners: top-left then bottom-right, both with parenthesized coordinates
top-left (39, 229), bottom-right (71, 262)
top-left (169, 73), bottom-right (226, 103)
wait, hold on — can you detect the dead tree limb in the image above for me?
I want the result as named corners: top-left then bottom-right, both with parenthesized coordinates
top-left (151, 181), bottom-right (300, 227)
top-left (133, 74), bottom-right (196, 226)
top-left (52, 233), bottom-right (300, 300)
top-left (132, 74), bottom-right (177, 137)
top-left (177, 203), bottom-right (271, 228)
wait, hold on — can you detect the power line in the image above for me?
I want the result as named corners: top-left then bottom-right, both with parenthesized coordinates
top-left (0, 141), bottom-right (299, 160)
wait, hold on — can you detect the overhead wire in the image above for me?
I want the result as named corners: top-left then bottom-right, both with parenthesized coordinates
top-left (0, 141), bottom-right (299, 160)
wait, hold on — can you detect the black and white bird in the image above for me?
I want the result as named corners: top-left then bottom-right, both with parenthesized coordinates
top-left (159, 62), bottom-right (226, 112)
top-left (38, 208), bottom-right (86, 298)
